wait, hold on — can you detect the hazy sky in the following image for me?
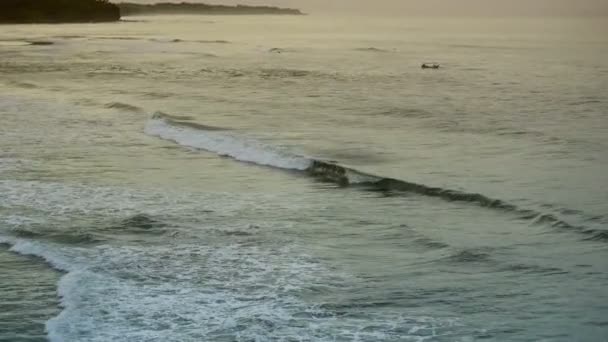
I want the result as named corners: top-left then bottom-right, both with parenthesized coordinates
top-left (135, 0), bottom-right (608, 16)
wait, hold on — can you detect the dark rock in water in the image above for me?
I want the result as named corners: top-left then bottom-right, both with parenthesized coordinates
top-left (0, 0), bottom-right (120, 23)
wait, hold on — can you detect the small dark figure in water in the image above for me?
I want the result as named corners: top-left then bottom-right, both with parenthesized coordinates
top-left (421, 63), bottom-right (440, 69)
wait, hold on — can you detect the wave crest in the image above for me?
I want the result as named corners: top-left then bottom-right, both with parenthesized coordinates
top-left (145, 113), bottom-right (311, 170)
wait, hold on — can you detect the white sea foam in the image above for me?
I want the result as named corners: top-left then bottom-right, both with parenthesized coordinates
top-left (0, 237), bottom-right (457, 342)
top-left (3, 231), bottom-right (455, 341)
top-left (145, 117), bottom-right (312, 171)
top-left (0, 180), bottom-right (458, 342)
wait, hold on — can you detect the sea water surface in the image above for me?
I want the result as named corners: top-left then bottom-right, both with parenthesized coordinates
top-left (1, 15), bottom-right (607, 341)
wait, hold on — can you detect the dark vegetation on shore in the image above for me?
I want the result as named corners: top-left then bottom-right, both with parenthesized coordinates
top-left (0, 0), bottom-right (302, 24)
top-left (118, 2), bottom-right (303, 16)
top-left (0, 0), bottom-right (120, 23)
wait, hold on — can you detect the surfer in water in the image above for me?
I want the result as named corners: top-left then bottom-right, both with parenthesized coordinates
top-left (421, 63), bottom-right (440, 69)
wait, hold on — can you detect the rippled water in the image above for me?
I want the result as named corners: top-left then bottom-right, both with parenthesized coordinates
top-left (1, 15), bottom-right (607, 341)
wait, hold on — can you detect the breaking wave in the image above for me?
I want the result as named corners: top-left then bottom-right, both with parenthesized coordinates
top-left (145, 113), bottom-right (605, 241)
top-left (145, 112), bottom-right (310, 170)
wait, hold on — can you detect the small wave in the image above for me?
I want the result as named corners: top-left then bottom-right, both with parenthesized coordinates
top-left (8, 227), bottom-right (42, 239)
top-left (448, 44), bottom-right (530, 51)
top-left (12, 81), bottom-right (38, 89)
top-left (497, 130), bottom-right (536, 137)
top-left (374, 107), bottom-right (433, 118)
top-left (368, 177), bottom-right (518, 210)
top-left (151, 112), bottom-right (225, 131)
top-left (260, 68), bottom-right (310, 78)
top-left (583, 230), bottom-right (608, 242)
top-left (354, 47), bottom-right (392, 53)
top-left (413, 237), bottom-right (449, 250)
top-left (141, 91), bottom-right (174, 99)
top-left (4, 79), bottom-right (38, 89)
top-left (54, 35), bottom-right (85, 39)
top-left (150, 38), bottom-right (183, 43)
top-left (587, 321), bottom-right (608, 327)
top-left (500, 264), bottom-right (567, 275)
top-left (225, 69), bottom-right (244, 77)
top-left (95, 36), bottom-right (141, 41)
top-left (50, 232), bottom-right (104, 244)
top-left (150, 111), bottom-right (194, 121)
top-left (200, 53), bottom-right (219, 58)
top-left (6, 225), bottom-right (104, 245)
top-left (196, 39), bottom-right (230, 44)
top-left (118, 214), bottom-right (164, 230)
top-left (215, 225), bottom-right (260, 237)
top-left (149, 38), bottom-right (229, 44)
top-left (191, 67), bottom-right (343, 81)
top-left (444, 249), bottom-right (493, 263)
top-left (100, 214), bottom-right (169, 236)
top-left (105, 102), bottom-right (143, 112)
top-left (558, 208), bottom-right (584, 216)
top-left (569, 99), bottom-right (602, 105)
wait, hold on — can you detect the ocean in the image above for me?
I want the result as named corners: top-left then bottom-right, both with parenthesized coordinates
top-left (0, 14), bottom-right (607, 341)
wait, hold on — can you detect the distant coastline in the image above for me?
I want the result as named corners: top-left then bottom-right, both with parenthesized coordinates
top-left (0, 0), bottom-right (120, 24)
top-left (0, 1), bottom-right (303, 24)
top-left (118, 2), bottom-right (304, 16)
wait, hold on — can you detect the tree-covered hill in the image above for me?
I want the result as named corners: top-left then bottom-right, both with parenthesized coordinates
top-left (0, 0), bottom-right (120, 23)
top-left (118, 2), bottom-right (303, 16)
